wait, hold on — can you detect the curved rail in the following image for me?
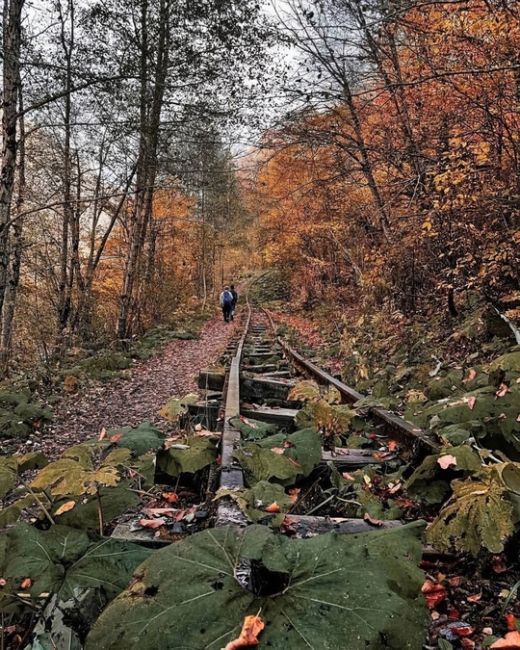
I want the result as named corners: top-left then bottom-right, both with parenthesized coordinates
top-left (263, 308), bottom-right (440, 453)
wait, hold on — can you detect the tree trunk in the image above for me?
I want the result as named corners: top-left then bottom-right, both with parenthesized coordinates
top-left (0, 81), bottom-right (25, 376)
top-left (0, 0), bottom-right (24, 323)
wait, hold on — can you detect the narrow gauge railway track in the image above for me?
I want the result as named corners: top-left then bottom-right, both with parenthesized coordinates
top-left (216, 304), bottom-right (441, 536)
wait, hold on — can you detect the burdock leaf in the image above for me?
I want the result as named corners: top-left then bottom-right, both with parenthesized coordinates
top-left (0, 457), bottom-right (18, 498)
top-left (156, 436), bottom-right (217, 477)
top-left (1, 523), bottom-right (151, 603)
top-left (86, 522), bottom-right (428, 650)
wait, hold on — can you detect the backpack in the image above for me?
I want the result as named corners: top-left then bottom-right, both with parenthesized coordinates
top-left (222, 290), bottom-right (233, 306)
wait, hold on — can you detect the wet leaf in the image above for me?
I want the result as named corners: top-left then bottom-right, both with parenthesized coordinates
top-left (87, 522), bottom-right (428, 650)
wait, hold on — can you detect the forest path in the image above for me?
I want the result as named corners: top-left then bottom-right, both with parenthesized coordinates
top-left (36, 313), bottom-right (239, 458)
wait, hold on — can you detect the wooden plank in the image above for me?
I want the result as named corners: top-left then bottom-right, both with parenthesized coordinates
top-left (322, 448), bottom-right (393, 467)
top-left (240, 376), bottom-right (295, 401)
top-left (285, 515), bottom-right (402, 535)
top-left (241, 405), bottom-right (297, 428)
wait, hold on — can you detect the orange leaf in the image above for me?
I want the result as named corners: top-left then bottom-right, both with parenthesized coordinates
top-left (490, 631), bottom-right (520, 648)
top-left (98, 428), bottom-right (107, 441)
top-left (54, 500), bottom-right (76, 516)
top-left (463, 368), bottom-right (477, 383)
top-left (506, 613), bottom-right (517, 632)
top-left (438, 454), bottom-right (457, 470)
top-left (223, 614), bottom-right (265, 650)
top-left (287, 488), bottom-right (300, 504)
top-left (20, 578), bottom-right (32, 590)
top-left (265, 502), bottom-right (280, 513)
top-left (162, 492), bottom-right (179, 504)
top-left (110, 433), bottom-right (123, 443)
top-left (467, 396), bottom-right (476, 410)
top-left (387, 440), bottom-right (398, 452)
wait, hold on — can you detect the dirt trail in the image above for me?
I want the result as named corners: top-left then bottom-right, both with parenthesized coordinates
top-left (30, 314), bottom-right (239, 458)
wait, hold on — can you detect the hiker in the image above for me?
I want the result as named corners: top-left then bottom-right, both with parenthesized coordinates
top-left (230, 285), bottom-right (238, 320)
top-left (220, 286), bottom-right (234, 322)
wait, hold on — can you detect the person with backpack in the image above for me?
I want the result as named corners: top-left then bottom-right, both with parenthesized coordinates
top-left (230, 285), bottom-right (238, 320)
top-left (220, 286), bottom-right (234, 322)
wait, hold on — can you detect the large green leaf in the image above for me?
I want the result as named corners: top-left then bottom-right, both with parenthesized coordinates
top-left (55, 482), bottom-right (140, 531)
top-left (0, 456), bottom-right (18, 498)
top-left (87, 522), bottom-right (427, 649)
top-left (215, 481), bottom-right (293, 526)
top-left (156, 436), bottom-right (217, 477)
top-left (1, 523), bottom-right (151, 602)
top-left (110, 422), bottom-right (166, 456)
top-left (235, 428), bottom-right (322, 484)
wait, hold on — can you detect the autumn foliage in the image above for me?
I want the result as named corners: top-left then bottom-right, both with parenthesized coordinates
top-left (247, 1), bottom-right (520, 325)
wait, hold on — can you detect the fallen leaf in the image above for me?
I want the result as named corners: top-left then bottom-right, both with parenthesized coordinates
top-left (490, 631), bottom-right (520, 648)
top-left (342, 472), bottom-right (355, 481)
top-left (450, 622), bottom-right (474, 637)
top-left (506, 613), bottom-right (517, 632)
top-left (438, 454), bottom-right (457, 470)
top-left (98, 428), bottom-right (107, 441)
top-left (0, 578), bottom-right (6, 587)
top-left (110, 433), bottom-right (123, 443)
top-left (387, 440), bottom-right (399, 452)
top-left (492, 555), bottom-right (508, 573)
top-left (54, 500), bottom-right (76, 516)
top-left (496, 384), bottom-right (511, 398)
top-left (483, 628), bottom-right (494, 636)
top-left (162, 492), bottom-right (179, 503)
top-left (20, 578), bottom-right (32, 590)
top-left (271, 447), bottom-right (284, 455)
top-left (138, 518), bottom-right (167, 529)
top-left (464, 368), bottom-right (477, 383)
top-left (448, 607), bottom-right (460, 621)
top-left (265, 502), bottom-right (280, 513)
top-left (141, 508), bottom-right (179, 517)
top-left (467, 396), bottom-right (477, 410)
top-left (363, 512), bottom-right (384, 527)
top-left (467, 592), bottom-right (482, 603)
top-left (421, 579), bottom-right (447, 609)
top-left (287, 488), bottom-right (300, 504)
top-left (223, 614), bottom-right (265, 650)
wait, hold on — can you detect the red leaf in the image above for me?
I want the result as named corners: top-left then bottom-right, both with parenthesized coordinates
top-left (20, 578), bottom-right (32, 590)
top-left (162, 492), bottom-right (179, 504)
top-left (506, 613), bottom-right (517, 632)
top-left (492, 555), bottom-right (508, 573)
top-left (265, 502), bottom-right (280, 513)
top-left (421, 580), bottom-right (447, 609)
top-left (110, 433), bottom-right (123, 442)
top-left (452, 624), bottom-right (474, 637)
top-left (463, 368), bottom-right (477, 383)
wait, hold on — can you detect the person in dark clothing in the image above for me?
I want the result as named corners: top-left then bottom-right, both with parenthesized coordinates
top-left (219, 286), bottom-right (234, 322)
top-left (230, 285), bottom-right (238, 320)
